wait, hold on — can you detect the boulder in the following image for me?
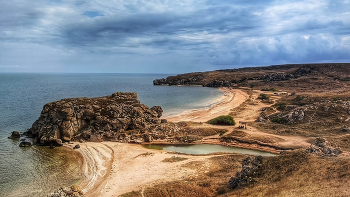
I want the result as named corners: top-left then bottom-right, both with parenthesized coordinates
top-left (73, 144), bottom-right (80, 149)
top-left (341, 126), bottom-right (350, 132)
top-left (228, 156), bottom-right (263, 189)
top-left (306, 137), bottom-right (342, 156)
top-left (19, 141), bottom-right (32, 147)
top-left (8, 131), bottom-right (20, 139)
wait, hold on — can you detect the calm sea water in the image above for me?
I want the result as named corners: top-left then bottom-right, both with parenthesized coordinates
top-left (0, 73), bottom-right (223, 197)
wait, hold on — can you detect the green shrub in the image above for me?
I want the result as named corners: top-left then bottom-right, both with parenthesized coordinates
top-left (207, 116), bottom-right (236, 125)
top-left (275, 102), bottom-right (287, 111)
top-left (261, 88), bottom-right (278, 91)
top-left (258, 93), bottom-right (270, 101)
top-left (272, 117), bottom-right (289, 124)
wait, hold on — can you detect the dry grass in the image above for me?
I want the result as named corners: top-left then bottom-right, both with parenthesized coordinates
top-left (120, 151), bottom-right (350, 197)
top-left (119, 190), bottom-right (142, 197)
top-left (251, 93), bottom-right (350, 139)
top-left (181, 126), bottom-right (229, 137)
top-left (162, 157), bottom-right (188, 163)
top-left (225, 150), bottom-right (350, 197)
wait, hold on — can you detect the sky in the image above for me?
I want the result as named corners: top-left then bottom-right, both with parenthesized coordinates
top-left (0, 0), bottom-right (349, 73)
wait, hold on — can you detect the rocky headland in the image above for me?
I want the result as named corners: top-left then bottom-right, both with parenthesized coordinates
top-left (28, 92), bottom-right (178, 147)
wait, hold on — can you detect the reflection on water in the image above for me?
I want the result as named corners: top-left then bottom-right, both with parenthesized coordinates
top-left (143, 144), bottom-right (276, 156)
top-left (0, 140), bottom-right (82, 197)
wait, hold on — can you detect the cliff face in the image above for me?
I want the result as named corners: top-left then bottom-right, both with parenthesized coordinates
top-left (29, 92), bottom-right (177, 146)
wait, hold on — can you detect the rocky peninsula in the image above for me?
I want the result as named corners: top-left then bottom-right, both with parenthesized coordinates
top-left (28, 92), bottom-right (177, 147)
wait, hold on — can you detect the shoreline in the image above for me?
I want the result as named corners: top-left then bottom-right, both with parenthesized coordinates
top-left (165, 87), bottom-right (248, 122)
top-left (68, 87), bottom-right (279, 197)
top-left (161, 87), bottom-right (225, 118)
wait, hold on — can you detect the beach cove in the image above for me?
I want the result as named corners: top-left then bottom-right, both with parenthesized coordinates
top-left (0, 73), bottom-right (224, 197)
top-left (60, 88), bottom-right (287, 197)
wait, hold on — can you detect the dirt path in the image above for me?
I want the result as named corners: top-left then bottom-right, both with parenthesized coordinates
top-left (167, 89), bottom-right (310, 149)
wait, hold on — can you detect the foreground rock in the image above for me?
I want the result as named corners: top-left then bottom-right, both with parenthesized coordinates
top-left (306, 138), bottom-right (342, 156)
top-left (28, 92), bottom-right (178, 145)
top-left (228, 156), bottom-right (263, 189)
top-left (19, 141), bottom-right (32, 147)
top-left (47, 185), bottom-right (83, 197)
top-left (8, 131), bottom-right (20, 139)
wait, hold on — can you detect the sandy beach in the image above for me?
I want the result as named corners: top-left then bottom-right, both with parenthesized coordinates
top-left (65, 142), bottom-right (213, 197)
top-left (64, 88), bottom-right (245, 196)
top-left (66, 88), bottom-right (310, 196)
top-left (166, 88), bottom-right (249, 122)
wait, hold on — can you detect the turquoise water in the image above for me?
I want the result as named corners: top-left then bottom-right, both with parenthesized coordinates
top-left (143, 144), bottom-right (276, 156)
top-left (0, 73), bottom-right (223, 196)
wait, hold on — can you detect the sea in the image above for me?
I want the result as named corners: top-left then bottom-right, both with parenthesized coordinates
top-left (0, 73), bottom-right (223, 197)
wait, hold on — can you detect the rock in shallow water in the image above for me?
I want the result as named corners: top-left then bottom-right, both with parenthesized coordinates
top-left (8, 131), bottom-right (20, 139)
top-left (19, 141), bottom-right (32, 147)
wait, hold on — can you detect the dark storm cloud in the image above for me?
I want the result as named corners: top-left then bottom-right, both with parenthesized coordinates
top-left (0, 0), bottom-right (350, 73)
top-left (63, 5), bottom-right (260, 48)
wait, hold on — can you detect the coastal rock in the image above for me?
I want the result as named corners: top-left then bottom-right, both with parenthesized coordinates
top-left (8, 131), bottom-right (21, 139)
top-left (228, 156), bottom-right (263, 189)
top-left (306, 137), bottom-right (342, 156)
top-left (204, 80), bottom-right (231, 87)
top-left (48, 185), bottom-right (83, 197)
top-left (19, 141), bottom-right (32, 147)
top-left (28, 92), bottom-right (177, 145)
top-left (73, 144), bottom-right (80, 149)
top-left (341, 126), bottom-right (350, 132)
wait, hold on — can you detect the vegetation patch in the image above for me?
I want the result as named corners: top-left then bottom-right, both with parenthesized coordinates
top-left (207, 115), bottom-right (236, 125)
top-left (162, 157), bottom-right (188, 163)
top-left (272, 117), bottom-right (289, 124)
top-left (119, 190), bottom-right (142, 197)
top-left (261, 87), bottom-right (278, 91)
top-left (134, 152), bottom-right (154, 159)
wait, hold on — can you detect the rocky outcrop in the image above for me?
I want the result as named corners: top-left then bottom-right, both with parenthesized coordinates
top-left (8, 131), bottom-right (20, 139)
top-left (204, 80), bottom-right (231, 87)
top-left (260, 66), bottom-right (314, 82)
top-left (28, 92), bottom-right (178, 145)
top-left (228, 156), bottom-right (263, 189)
top-left (306, 138), bottom-right (342, 156)
top-left (153, 74), bottom-right (207, 86)
top-left (47, 185), bottom-right (83, 197)
top-left (341, 126), bottom-right (350, 132)
top-left (19, 141), bottom-right (32, 147)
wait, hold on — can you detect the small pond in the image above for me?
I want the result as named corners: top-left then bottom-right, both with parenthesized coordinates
top-left (143, 144), bottom-right (276, 156)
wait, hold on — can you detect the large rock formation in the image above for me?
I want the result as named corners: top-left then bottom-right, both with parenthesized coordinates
top-left (29, 92), bottom-right (178, 146)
